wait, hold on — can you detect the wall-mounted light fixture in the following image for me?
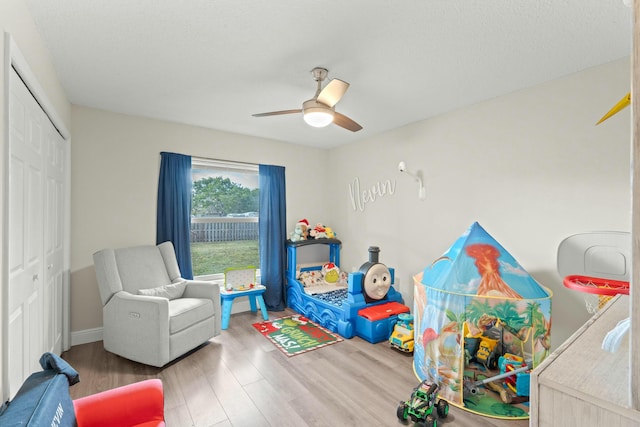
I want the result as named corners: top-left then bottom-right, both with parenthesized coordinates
top-left (398, 161), bottom-right (426, 200)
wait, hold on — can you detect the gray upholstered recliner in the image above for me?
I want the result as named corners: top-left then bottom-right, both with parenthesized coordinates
top-left (93, 241), bottom-right (221, 367)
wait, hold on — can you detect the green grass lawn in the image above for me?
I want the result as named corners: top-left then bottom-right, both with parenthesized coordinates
top-left (191, 240), bottom-right (259, 276)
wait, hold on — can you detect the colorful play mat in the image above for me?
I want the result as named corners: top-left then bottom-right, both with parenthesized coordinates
top-left (252, 315), bottom-right (343, 357)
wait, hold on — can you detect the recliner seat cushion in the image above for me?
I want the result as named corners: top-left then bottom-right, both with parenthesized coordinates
top-left (169, 298), bottom-right (214, 334)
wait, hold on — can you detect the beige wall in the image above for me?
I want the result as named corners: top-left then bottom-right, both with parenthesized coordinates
top-left (328, 58), bottom-right (631, 348)
top-left (70, 106), bottom-right (330, 332)
top-left (0, 0), bottom-right (71, 394)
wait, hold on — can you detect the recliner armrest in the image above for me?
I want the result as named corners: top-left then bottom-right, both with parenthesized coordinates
top-left (182, 280), bottom-right (220, 300)
top-left (73, 379), bottom-right (165, 427)
top-left (106, 292), bottom-right (170, 324)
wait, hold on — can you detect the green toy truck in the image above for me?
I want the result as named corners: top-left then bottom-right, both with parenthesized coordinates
top-left (397, 380), bottom-right (449, 427)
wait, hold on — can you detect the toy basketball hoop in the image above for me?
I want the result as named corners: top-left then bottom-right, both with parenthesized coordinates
top-left (563, 275), bottom-right (629, 314)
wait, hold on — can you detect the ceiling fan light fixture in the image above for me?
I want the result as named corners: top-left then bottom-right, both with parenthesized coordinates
top-left (303, 109), bottom-right (334, 127)
top-left (303, 100), bottom-right (335, 128)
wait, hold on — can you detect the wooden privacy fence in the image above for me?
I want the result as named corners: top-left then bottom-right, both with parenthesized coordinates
top-left (191, 217), bottom-right (258, 242)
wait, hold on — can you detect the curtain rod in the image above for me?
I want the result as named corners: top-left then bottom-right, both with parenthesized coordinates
top-left (160, 152), bottom-right (260, 169)
top-left (191, 156), bottom-right (259, 170)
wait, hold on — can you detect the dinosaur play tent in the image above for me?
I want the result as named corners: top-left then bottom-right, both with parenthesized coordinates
top-left (413, 222), bottom-right (552, 419)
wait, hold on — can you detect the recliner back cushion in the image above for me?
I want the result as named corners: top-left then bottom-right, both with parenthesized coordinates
top-left (115, 246), bottom-right (172, 293)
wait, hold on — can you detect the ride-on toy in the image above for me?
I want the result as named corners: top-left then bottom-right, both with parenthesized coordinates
top-left (397, 380), bottom-right (449, 427)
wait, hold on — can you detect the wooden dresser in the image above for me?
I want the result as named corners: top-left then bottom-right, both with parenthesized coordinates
top-left (529, 296), bottom-right (640, 426)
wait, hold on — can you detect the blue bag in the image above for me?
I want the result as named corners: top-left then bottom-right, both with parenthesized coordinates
top-left (0, 353), bottom-right (79, 426)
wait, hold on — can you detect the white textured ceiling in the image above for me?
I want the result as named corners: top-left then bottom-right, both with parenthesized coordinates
top-left (24, 0), bottom-right (632, 149)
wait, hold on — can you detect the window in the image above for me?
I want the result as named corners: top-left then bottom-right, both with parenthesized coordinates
top-left (190, 158), bottom-right (259, 278)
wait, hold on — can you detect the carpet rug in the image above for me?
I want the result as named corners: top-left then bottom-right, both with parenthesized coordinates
top-left (252, 314), bottom-right (343, 357)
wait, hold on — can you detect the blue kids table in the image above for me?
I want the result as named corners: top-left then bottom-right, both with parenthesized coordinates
top-left (220, 285), bottom-right (268, 329)
top-left (221, 267), bottom-right (267, 329)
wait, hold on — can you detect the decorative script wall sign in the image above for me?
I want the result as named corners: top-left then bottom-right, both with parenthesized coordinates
top-left (348, 177), bottom-right (396, 211)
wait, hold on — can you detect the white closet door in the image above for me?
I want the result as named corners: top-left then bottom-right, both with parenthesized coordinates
top-left (44, 121), bottom-right (66, 355)
top-left (7, 66), bottom-right (65, 396)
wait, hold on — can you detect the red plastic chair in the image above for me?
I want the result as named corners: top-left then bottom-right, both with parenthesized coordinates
top-left (73, 379), bottom-right (165, 427)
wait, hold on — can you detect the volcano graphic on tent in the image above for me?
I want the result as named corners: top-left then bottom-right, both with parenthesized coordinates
top-left (422, 221), bottom-right (548, 299)
top-left (413, 222), bottom-right (552, 420)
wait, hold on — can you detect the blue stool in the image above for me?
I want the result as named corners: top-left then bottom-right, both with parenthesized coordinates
top-left (220, 285), bottom-right (268, 330)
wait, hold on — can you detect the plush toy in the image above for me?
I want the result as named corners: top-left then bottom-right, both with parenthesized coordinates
top-left (310, 223), bottom-right (327, 239)
top-left (297, 219), bottom-right (309, 240)
top-left (289, 224), bottom-right (304, 242)
top-left (325, 227), bottom-right (336, 239)
top-left (322, 262), bottom-right (340, 283)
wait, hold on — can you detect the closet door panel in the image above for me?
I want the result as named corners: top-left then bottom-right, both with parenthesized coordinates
top-left (44, 132), bottom-right (66, 354)
top-left (7, 67), bottom-right (47, 396)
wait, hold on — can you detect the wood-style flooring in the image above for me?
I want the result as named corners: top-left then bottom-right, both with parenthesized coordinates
top-left (61, 308), bottom-right (530, 427)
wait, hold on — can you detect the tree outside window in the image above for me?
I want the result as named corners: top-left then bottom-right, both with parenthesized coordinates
top-left (191, 159), bottom-right (259, 278)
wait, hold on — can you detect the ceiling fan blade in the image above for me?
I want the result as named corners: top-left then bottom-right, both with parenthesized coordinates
top-left (334, 112), bottom-right (362, 132)
top-left (317, 79), bottom-right (349, 107)
top-left (252, 109), bottom-right (301, 117)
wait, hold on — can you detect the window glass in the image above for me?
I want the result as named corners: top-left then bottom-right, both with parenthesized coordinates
top-left (191, 158), bottom-right (259, 278)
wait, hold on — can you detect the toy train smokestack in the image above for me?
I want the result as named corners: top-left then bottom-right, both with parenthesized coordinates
top-left (368, 246), bottom-right (380, 263)
top-left (359, 246), bottom-right (381, 275)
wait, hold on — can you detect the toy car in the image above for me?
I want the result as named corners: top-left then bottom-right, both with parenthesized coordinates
top-left (475, 335), bottom-right (500, 369)
top-left (389, 313), bottom-right (414, 353)
top-left (397, 380), bottom-right (449, 427)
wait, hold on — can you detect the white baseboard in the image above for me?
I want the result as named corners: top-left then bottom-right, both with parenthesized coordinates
top-left (69, 301), bottom-right (252, 347)
top-left (71, 327), bottom-right (103, 346)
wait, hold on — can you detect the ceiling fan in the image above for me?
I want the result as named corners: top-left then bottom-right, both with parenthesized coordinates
top-left (252, 67), bottom-right (363, 132)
